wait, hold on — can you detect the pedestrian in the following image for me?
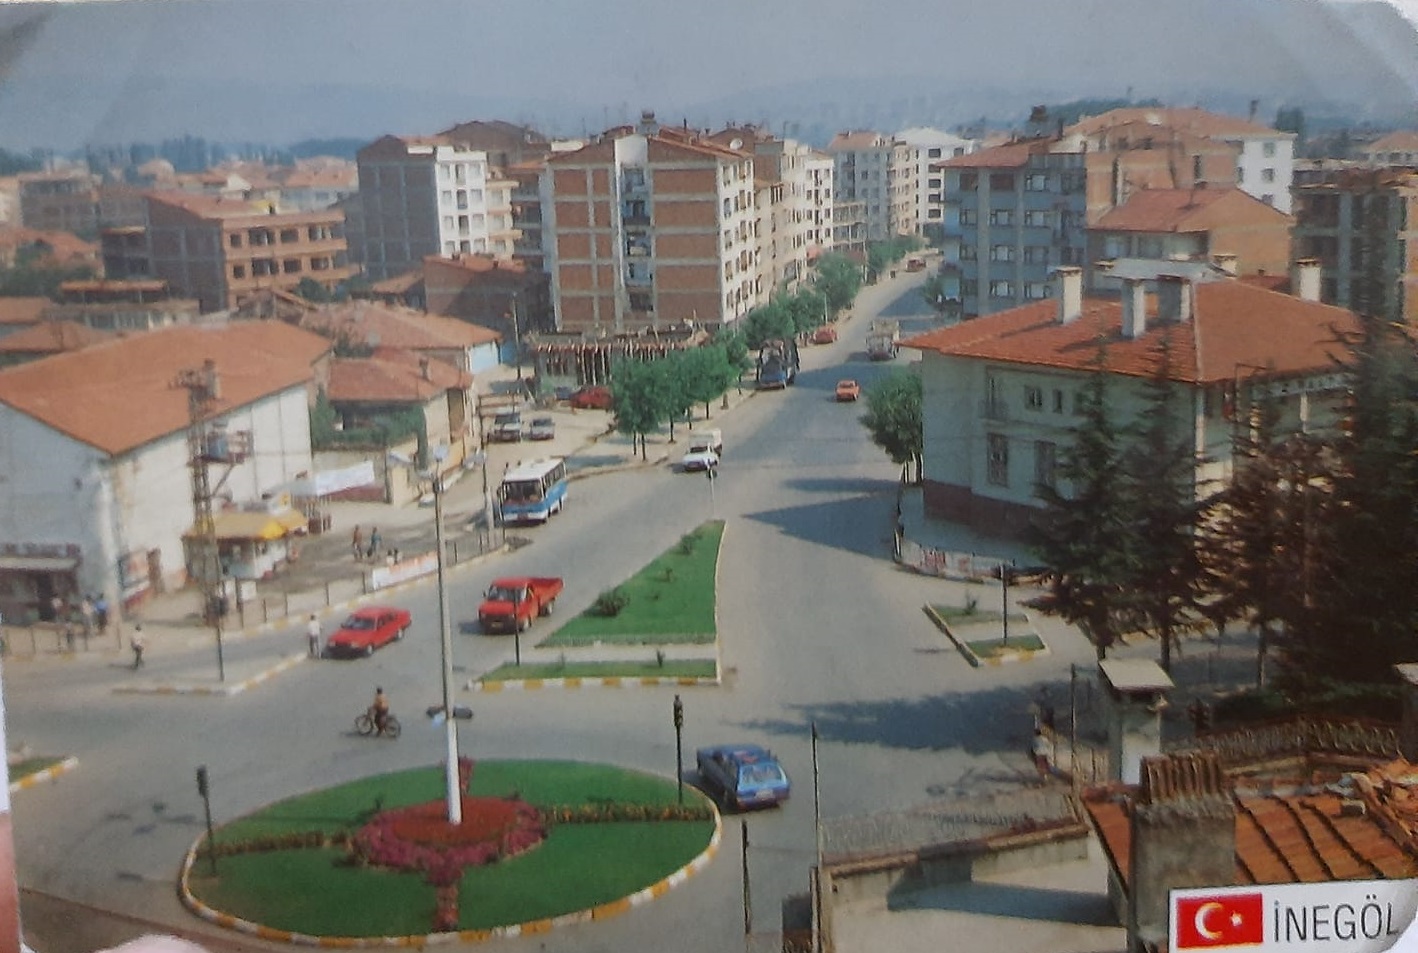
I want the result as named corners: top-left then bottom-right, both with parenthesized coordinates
top-left (130, 625), bottom-right (145, 669)
top-left (80, 595), bottom-right (96, 640)
top-left (1032, 729), bottom-right (1054, 781)
top-left (306, 614), bottom-right (322, 658)
top-left (49, 594), bottom-right (63, 623)
top-left (367, 527), bottom-right (382, 560)
top-left (94, 593), bottom-right (109, 636)
top-left (63, 619), bottom-right (75, 652)
top-left (351, 525), bottom-right (364, 562)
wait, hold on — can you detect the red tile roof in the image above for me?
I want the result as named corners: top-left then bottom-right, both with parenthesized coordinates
top-left (903, 281), bottom-right (1358, 384)
top-left (0, 320), bottom-right (114, 355)
top-left (300, 301), bottom-right (500, 349)
top-left (1093, 187), bottom-right (1292, 232)
top-left (0, 321), bottom-right (330, 455)
top-left (827, 131), bottom-right (890, 151)
top-left (937, 138), bottom-right (1047, 170)
top-left (0, 226), bottom-right (99, 263)
top-left (327, 351), bottom-right (468, 403)
top-left (1365, 131), bottom-right (1418, 155)
top-left (1069, 107), bottom-right (1289, 140)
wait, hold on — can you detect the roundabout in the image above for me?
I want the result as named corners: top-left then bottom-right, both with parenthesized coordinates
top-left (179, 759), bottom-right (720, 944)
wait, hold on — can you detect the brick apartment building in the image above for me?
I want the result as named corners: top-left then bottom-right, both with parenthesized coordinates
top-left (143, 192), bottom-right (353, 312)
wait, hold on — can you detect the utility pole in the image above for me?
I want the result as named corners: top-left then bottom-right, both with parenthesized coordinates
top-left (508, 292), bottom-right (523, 382)
top-left (176, 360), bottom-right (232, 682)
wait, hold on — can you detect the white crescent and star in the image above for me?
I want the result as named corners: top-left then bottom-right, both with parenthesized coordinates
top-left (1196, 902), bottom-right (1225, 940)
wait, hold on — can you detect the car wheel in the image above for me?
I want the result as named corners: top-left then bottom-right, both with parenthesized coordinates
top-left (364, 645), bottom-right (375, 657)
top-left (541, 599), bottom-right (555, 617)
top-left (395, 626), bottom-right (406, 641)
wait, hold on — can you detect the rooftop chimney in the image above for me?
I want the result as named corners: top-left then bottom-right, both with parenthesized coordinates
top-left (1292, 257), bottom-right (1322, 302)
top-left (1212, 252), bottom-right (1239, 277)
top-left (1120, 277), bottom-right (1147, 339)
top-left (1055, 267), bottom-right (1082, 324)
top-left (637, 109), bottom-right (659, 136)
top-left (1156, 274), bottom-right (1192, 324)
top-left (202, 358), bottom-right (220, 400)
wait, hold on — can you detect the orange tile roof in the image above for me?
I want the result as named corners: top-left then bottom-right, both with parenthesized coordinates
top-left (1093, 187), bottom-right (1292, 232)
top-left (1069, 107), bottom-right (1289, 140)
top-left (0, 297), bottom-right (50, 326)
top-left (424, 253), bottom-right (528, 277)
top-left (0, 226), bottom-right (99, 263)
top-left (1365, 131), bottom-right (1418, 154)
top-left (300, 301), bottom-right (500, 349)
top-left (0, 321), bottom-right (330, 455)
top-left (937, 138), bottom-right (1046, 169)
top-left (327, 351), bottom-right (468, 403)
top-left (0, 320), bottom-right (113, 355)
top-left (903, 281), bottom-right (1358, 384)
top-left (827, 131), bottom-right (889, 151)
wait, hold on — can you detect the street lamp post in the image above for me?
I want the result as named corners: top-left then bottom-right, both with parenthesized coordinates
top-left (430, 461), bottom-right (462, 825)
top-left (672, 694), bottom-right (684, 805)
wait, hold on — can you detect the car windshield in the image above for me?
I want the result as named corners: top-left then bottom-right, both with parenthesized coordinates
top-left (341, 616), bottom-right (376, 631)
top-left (739, 763), bottom-right (784, 786)
top-left (487, 585), bottom-right (524, 602)
top-left (532, 417), bottom-right (553, 427)
top-left (502, 480), bottom-right (543, 503)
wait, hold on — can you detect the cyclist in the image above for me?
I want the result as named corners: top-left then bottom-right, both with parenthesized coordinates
top-left (371, 686), bottom-right (390, 735)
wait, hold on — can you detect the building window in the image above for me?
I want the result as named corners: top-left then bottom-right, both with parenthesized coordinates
top-left (962, 279), bottom-right (978, 296)
top-left (228, 233), bottom-right (242, 248)
top-left (231, 265), bottom-right (246, 279)
top-left (1024, 246), bottom-right (1049, 264)
top-left (989, 280), bottom-right (1013, 298)
top-left (987, 434), bottom-right (1009, 486)
top-left (1060, 172), bottom-right (1085, 194)
top-left (960, 244), bottom-right (977, 261)
top-left (1024, 385), bottom-right (1043, 410)
top-left (1052, 389), bottom-right (1065, 413)
top-left (1024, 210), bottom-right (1049, 228)
top-left (1025, 173), bottom-right (1048, 191)
top-left (1034, 441), bottom-right (1057, 495)
top-left (989, 209), bottom-right (1013, 226)
top-left (1024, 281), bottom-right (1049, 299)
top-left (1261, 168), bottom-right (1275, 183)
top-left (989, 173), bottom-right (1015, 191)
top-left (928, 177), bottom-right (941, 188)
top-left (990, 245), bottom-right (1014, 262)
top-left (282, 259), bottom-right (302, 274)
top-left (928, 147), bottom-right (942, 158)
top-left (960, 209), bottom-right (977, 226)
top-left (454, 165), bottom-right (466, 184)
top-left (959, 173), bottom-right (978, 191)
top-left (441, 190), bottom-right (453, 205)
top-left (442, 215), bottom-right (454, 230)
top-left (1262, 141), bottom-right (1277, 158)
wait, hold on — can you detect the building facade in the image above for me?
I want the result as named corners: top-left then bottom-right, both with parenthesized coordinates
top-left (896, 127), bottom-right (978, 240)
top-left (826, 131), bottom-right (916, 241)
top-left (804, 151), bottom-right (835, 254)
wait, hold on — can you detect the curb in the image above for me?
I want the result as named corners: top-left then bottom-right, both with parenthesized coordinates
top-left (113, 654), bottom-right (307, 697)
top-left (923, 605), bottom-right (1049, 668)
top-left (178, 797), bottom-right (723, 947)
top-left (9, 755), bottom-right (78, 793)
top-left (469, 672), bottom-right (719, 693)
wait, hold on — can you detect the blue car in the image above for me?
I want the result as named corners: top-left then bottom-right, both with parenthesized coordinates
top-left (695, 744), bottom-right (791, 811)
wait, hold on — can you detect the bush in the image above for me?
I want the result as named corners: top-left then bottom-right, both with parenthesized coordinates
top-left (676, 533), bottom-right (698, 556)
top-left (592, 587), bottom-right (630, 617)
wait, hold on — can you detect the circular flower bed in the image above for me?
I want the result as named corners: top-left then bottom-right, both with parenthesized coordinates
top-left (352, 795), bottom-right (545, 886)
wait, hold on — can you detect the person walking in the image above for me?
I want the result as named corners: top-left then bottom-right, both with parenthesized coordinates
top-left (306, 614), bottom-right (322, 658)
top-left (351, 525), bottom-right (364, 562)
top-left (80, 595), bottom-right (96, 641)
top-left (367, 527), bottom-right (382, 561)
top-left (1032, 729), bottom-right (1054, 782)
top-left (94, 594), bottom-right (109, 636)
top-left (130, 625), bottom-right (145, 669)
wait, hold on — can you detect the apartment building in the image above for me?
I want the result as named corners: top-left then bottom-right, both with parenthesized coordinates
top-left (1291, 167), bottom-right (1418, 325)
top-left (1070, 107), bottom-right (1296, 212)
top-left (896, 127), bottom-right (978, 240)
top-left (353, 135), bottom-right (519, 281)
top-left (804, 151), bottom-right (834, 254)
top-left (18, 170), bottom-right (100, 237)
top-left (826, 131), bottom-right (915, 241)
top-left (542, 115), bottom-right (759, 334)
top-left (144, 192), bottom-right (353, 312)
top-left (1359, 131), bottom-right (1418, 167)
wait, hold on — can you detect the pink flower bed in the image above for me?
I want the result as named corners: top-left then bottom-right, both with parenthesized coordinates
top-left (352, 796), bottom-right (545, 887)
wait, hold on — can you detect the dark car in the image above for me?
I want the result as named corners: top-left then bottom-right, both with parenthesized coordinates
top-left (568, 385), bottom-right (613, 410)
top-left (324, 606), bottom-right (412, 659)
top-left (695, 744), bottom-right (791, 811)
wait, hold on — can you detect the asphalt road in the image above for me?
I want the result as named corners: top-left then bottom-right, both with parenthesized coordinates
top-left (4, 268), bottom-right (1105, 952)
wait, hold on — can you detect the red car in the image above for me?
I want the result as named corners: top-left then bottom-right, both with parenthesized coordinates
top-left (568, 385), bottom-right (613, 410)
top-left (812, 325), bottom-right (838, 345)
top-left (324, 606), bottom-right (412, 659)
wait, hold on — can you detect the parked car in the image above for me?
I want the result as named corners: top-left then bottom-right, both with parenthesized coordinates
top-left (553, 384), bottom-right (577, 402)
top-left (528, 415), bottom-right (556, 441)
top-left (696, 744), bottom-right (791, 811)
top-left (325, 606), bottom-right (412, 659)
top-left (490, 411), bottom-right (523, 442)
top-left (811, 325), bottom-right (838, 345)
top-left (906, 256), bottom-right (926, 272)
top-left (836, 379), bottom-right (861, 402)
top-left (569, 385), bottom-right (613, 410)
top-left (477, 576), bottom-right (564, 634)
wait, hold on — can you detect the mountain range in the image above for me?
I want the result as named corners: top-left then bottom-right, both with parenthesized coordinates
top-left (0, 0), bottom-right (1414, 152)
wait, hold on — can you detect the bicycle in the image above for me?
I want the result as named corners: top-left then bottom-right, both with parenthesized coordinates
top-left (355, 710), bottom-right (401, 739)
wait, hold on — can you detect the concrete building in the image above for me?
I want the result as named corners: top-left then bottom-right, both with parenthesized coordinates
top-left (0, 322), bottom-right (330, 620)
top-left (832, 199), bottom-right (868, 255)
top-left (896, 127), bottom-right (978, 240)
top-left (903, 265), bottom-right (1357, 538)
top-left (1358, 130), bottom-right (1418, 167)
top-left (1086, 187), bottom-right (1293, 291)
top-left (143, 191), bottom-right (353, 312)
top-left (353, 135), bottom-right (519, 281)
top-left (1069, 107), bottom-right (1296, 213)
top-left (423, 253), bottom-right (546, 360)
top-left (826, 131), bottom-right (916, 241)
top-left (17, 170), bottom-right (100, 236)
top-left (804, 151), bottom-right (835, 254)
top-left (1291, 167), bottom-right (1418, 325)
top-left (542, 114), bottom-right (759, 334)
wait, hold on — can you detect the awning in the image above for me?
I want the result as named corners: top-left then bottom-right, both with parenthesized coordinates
top-left (187, 507), bottom-right (309, 542)
top-left (0, 555), bottom-right (79, 572)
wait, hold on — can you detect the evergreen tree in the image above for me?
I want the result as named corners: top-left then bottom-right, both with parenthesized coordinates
top-left (1029, 345), bottom-right (1136, 660)
top-left (859, 369), bottom-right (922, 483)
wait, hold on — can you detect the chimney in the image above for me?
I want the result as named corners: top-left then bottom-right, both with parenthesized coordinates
top-left (1212, 252), bottom-right (1239, 277)
top-left (1054, 267), bottom-right (1082, 324)
top-left (202, 358), bottom-right (221, 400)
top-left (1292, 257), bottom-right (1322, 302)
top-left (1120, 276), bottom-right (1147, 338)
top-left (1128, 752), bottom-right (1236, 953)
top-left (1156, 274), bottom-right (1192, 324)
top-left (419, 356), bottom-right (432, 381)
top-left (637, 109), bottom-right (659, 136)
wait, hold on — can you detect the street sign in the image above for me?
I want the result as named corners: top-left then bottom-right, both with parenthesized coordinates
top-left (1171, 880), bottom-right (1418, 953)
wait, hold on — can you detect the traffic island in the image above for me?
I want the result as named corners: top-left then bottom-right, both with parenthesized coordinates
top-left (926, 603), bottom-right (1049, 668)
top-left (180, 759), bottom-right (720, 943)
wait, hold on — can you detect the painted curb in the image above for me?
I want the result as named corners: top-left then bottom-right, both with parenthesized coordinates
top-left (178, 798), bottom-right (723, 947)
top-left (9, 755), bottom-right (78, 793)
top-left (113, 654), bottom-right (306, 698)
top-left (923, 604), bottom-right (1049, 668)
top-left (469, 672), bottom-right (720, 692)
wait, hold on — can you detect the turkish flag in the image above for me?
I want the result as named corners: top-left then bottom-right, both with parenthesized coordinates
top-left (1175, 893), bottom-right (1265, 949)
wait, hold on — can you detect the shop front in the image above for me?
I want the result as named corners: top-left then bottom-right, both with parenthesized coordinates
top-left (0, 544), bottom-right (81, 624)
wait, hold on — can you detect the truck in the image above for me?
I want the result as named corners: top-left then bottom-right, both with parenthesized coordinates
top-left (866, 319), bottom-right (900, 361)
top-left (681, 428), bottom-right (724, 472)
top-left (477, 576), bottom-right (564, 634)
top-left (755, 338), bottom-right (799, 390)
top-left (490, 411), bottom-right (524, 442)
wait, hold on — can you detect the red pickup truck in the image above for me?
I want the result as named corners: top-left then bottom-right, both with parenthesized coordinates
top-left (477, 576), bottom-right (564, 634)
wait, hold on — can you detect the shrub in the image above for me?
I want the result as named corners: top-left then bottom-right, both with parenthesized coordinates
top-left (676, 533), bottom-right (698, 555)
top-left (592, 587), bottom-right (630, 617)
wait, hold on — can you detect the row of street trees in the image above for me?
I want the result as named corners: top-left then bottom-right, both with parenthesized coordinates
top-left (737, 252), bottom-right (863, 349)
top-left (1029, 318), bottom-right (1418, 711)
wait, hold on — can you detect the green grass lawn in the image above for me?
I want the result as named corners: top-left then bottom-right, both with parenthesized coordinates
top-left (541, 521), bottom-right (723, 646)
top-left (187, 760), bottom-right (716, 937)
top-left (7, 757), bottom-right (61, 781)
top-left (480, 659), bottom-right (717, 682)
top-left (966, 634), bottom-right (1048, 659)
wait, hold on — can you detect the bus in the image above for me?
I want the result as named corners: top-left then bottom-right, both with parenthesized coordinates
top-left (498, 458), bottom-right (569, 525)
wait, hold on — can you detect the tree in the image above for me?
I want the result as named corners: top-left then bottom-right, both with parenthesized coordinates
top-left (783, 286), bottom-right (828, 335)
top-left (813, 253), bottom-right (862, 314)
top-left (1121, 333), bottom-right (1208, 673)
top-left (295, 277), bottom-right (334, 303)
top-left (859, 369), bottom-right (922, 483)
top-left (920, 274), bottom-right (949, 315)
top-left (715, 328), bottom-right (753, 390)
top-left (676, 344), bottom-right (733, 421)
top-left (611, 357), bottom-right (673, 460)
top-left (1029, 349), bottom-right (1137, 660)
top-left (1274, 107), bottom-right (1306, 145)
top-left (741, 300), bottom-right (794, 351)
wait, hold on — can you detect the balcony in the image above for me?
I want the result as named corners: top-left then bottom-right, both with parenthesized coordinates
top-left (979, 399), bottom-right (1011, 422)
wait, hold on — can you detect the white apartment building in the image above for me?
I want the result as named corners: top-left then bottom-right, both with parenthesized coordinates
top-left (826, 131), bottom-right (916, 241)
top-left (804, 152), bottom-right (835, 253)
top-left (354, 135), bottom-right (519, 281)
top-left (707, 126), bottom-right (817, 292)
top-left (896, 127), bottom-right (978, 239)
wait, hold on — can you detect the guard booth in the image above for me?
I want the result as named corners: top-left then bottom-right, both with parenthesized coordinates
top-left (1099, 659), bottom-right (1174, 784)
